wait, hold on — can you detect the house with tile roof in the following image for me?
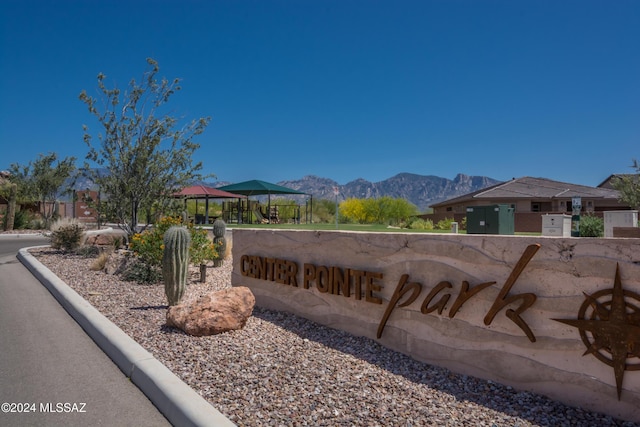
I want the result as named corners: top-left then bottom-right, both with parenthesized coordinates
top-left (426, 176), bottom-right (630, 233)
top-left (597, 173), bottom-right (637, 190)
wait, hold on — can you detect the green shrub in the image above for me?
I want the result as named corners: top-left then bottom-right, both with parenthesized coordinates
top-left (50, 218), bottom-right (85, 251)
top-left (404, 217), bottom-right (416, 229)
top-left (122, 259), bottom-right (162, 284)
top-left (29, 218), bottom-right (46, 230)
top-left (435, 217), bottom-right (455, 230)
top-left (4, 209), bottom-right (31, 230)
top-left (407, 217), bottom-right (434, 230)
top-left (579, 214), bottom-right (604, 237)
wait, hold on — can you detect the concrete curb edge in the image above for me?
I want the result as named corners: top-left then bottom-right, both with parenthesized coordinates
top-left (17, 246), bottom-right (236, 427)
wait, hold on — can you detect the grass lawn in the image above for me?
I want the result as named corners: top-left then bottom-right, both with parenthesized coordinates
top-left (227, 224), bottom-right (416, 232)
top-left (225, 223), bottom-right (542, 235)
top-left (227, 222), bottom-right (461, 233)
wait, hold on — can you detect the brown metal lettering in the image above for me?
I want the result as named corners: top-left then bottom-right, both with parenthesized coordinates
top-left (420, 281), bottom-right (452, 315)
top-left (240, 255), bottom-right (249, 276)
top-left (333, 267), bottom-right (350, 297)
top-left (365, 271), bottom-right (383, 304)
top-left (252, 256), bottom-right (263, 278)
top-left (351, 270), bottom-right (366, 300)
top-left (316, 265), bottom-right (330, 293)
top-left (286, 260), bottom-right (298, 286)
top-left (377, 274), bottom-right (422, 339)
top-left (302, 263), bottom-right (315, 289)
top-left (483, 244), bottom-right (540, 342)
top-left (448, 281), bottom-right (496, 318)
top-left (275, 259), bottom-right (287, 284)
top-left (264, 257), bottom-right (275, 281)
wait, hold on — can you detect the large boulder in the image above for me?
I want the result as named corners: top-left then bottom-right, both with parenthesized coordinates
top-left (84, 234), bottom-right (117, 246)
top-left (166, 287), bottom-right (255, 336)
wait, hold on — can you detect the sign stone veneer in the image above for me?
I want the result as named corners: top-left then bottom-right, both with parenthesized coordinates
top-left (231, 229), bottom-right (640, 422)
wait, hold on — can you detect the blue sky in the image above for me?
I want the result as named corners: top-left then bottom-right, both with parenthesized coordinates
top-left (1, 0), bottom-right (638, 187)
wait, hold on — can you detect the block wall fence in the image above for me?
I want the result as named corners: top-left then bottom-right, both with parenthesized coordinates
top-left (231, 229), bottom-right (640, 422)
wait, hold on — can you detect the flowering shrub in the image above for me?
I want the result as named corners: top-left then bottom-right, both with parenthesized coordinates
top-left (190, 227), bottom-right (219, 266)
top-left (129, 216), bottom-right (179, 267)
top-left (129, 216), bottom-right (218, 268)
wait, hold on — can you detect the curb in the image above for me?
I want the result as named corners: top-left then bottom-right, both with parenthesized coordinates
top-left (0, 232), bottom-right (48, 238)
top-left (17, 246), bottom-right (236, 427)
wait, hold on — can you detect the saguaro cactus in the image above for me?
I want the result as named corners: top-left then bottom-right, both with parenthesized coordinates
top-left (163, 226), bottom-right (191, 306)
top-left (212, 219), bottom-right (227, 267)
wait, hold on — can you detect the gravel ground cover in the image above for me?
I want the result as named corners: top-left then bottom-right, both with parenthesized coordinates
top-left (31, 246), bottom-right (638, 427)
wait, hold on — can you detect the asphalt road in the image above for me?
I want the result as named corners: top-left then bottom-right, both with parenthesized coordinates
top-left (0, 235), bottom-right (172, 427)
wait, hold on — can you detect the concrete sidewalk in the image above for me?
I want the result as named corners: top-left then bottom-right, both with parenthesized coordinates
top-left (0, 237), bottom-right (234, 426)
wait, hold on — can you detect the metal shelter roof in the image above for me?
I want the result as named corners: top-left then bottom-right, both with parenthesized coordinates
top-left (172, 185), bottom-right (246, 199)
top-left (171, 185), bottom-right (247, 225)
top-left (217, 180), bottom-right (310, 224)
top-left (217, 180), bottom-right (307, 197)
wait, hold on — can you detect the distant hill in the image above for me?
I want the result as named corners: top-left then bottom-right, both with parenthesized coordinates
top-left (212, 173), bottom-right (502, 212)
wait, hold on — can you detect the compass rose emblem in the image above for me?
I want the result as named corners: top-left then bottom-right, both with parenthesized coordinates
top-left (553, 263), bottom-right (640, 399)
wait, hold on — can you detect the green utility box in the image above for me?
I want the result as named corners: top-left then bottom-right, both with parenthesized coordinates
top-left (466, 205), bottom-right (515, 235)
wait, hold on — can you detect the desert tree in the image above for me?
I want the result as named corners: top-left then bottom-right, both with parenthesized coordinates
top-left (362, 196), bottom-right (418, 225)
top-left (312, 198), bottom-right (338, 223)
top-left (0, 175), bottom-right (18, 231)
top-left (384, 197), bottom-right (419, 225)
top-left (611, 158), bottom-right (640, 210)
top-left (7, 152), bottom-right (76, 228)
top-left (339, 197), bottom-right (368, 223)
top-left (339, 196), bottom-right (418, 225)
top-left (79, 58), bottom-right (211, 236)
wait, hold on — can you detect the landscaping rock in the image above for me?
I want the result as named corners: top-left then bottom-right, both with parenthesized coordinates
top-left (104, 250), bottom-right (134, 275)
top-left (166, 287), bottom-right (255, 336)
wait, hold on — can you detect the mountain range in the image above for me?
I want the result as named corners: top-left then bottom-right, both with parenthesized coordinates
top-left (213, 173), bottom-right (502, 212)
top-left (72, 170), bottom-right (501, 212)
